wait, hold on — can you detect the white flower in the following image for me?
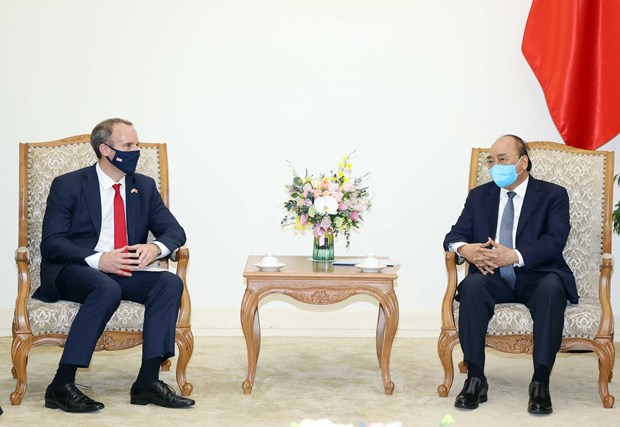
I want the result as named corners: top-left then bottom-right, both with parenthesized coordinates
top-left (314, 196), bottom-right (338, 215)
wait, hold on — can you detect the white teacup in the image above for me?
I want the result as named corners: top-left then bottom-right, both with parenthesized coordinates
top-left (361, 254), bottom-right (381, 268)
top-left (261, 253), bottom-right (279, 266)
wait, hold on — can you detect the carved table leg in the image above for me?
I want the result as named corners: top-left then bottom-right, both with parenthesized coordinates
top-left (376, 303), bottom-right (385, 364)
top-left (240, 289), bottom-right (261, 394)
top-left (376, 291), bottom-right (399, 395)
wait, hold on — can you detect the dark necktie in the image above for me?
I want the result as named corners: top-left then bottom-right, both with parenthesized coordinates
top-left (499, 191), bottom-right (516, 288)
top-left (112, 183), bottom-right (128, 249)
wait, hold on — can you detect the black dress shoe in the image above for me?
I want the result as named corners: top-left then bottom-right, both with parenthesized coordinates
top-left (528, 381), bottom-right (553, 415)
top-left (454, 377), bottom-right (488, 410)
top-left (45, 383), bottom-right (104, 413)
top-left (130, 380), bottom-right (195, 408)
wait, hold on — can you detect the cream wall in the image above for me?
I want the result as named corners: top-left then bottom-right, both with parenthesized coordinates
top-left (1, 0), bottom-right (619, 338)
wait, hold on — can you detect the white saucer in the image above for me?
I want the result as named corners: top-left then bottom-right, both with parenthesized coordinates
top-left (254, 263), bottom-right (286, 272)
top-left (355, 264), bottom-right (387, 273)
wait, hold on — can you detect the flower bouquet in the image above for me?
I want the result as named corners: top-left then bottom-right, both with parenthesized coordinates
top-left (281, 152), bottom-right (371, 260)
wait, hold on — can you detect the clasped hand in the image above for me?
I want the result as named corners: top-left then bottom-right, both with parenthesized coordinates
top-left (458, 237), bottom-right (518, 275)
top-left (98, 243), bottom-right (162, 276)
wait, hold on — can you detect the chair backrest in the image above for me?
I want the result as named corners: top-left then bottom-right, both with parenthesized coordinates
top-left (469, 141), bottom-right (614, 299)
top-left (19, 135), bottom-right (169, 295)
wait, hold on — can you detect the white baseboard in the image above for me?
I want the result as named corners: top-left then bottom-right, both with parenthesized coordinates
top-left (1, 307), bottom-right (619, 341)
top-left (190, 306), bottom-right (441, 338)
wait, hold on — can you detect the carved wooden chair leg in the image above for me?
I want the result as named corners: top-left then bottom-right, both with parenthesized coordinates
top-left (437, 332), bottom-right (459, 397)
top-left (597, 359), bottom-right (615, 408)
top-left (10, 338), bottom-right (31, 405)
top-left (175, 327), bottom-right (194, 396)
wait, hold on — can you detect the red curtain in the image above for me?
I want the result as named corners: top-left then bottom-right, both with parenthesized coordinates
top-left (522, 0), bottom-right (620, 150)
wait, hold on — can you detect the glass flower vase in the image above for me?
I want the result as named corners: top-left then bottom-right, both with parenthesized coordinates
top-left (312, 229), bottom-right (334, 261)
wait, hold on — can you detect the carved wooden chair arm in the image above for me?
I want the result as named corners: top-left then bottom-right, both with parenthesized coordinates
top-left (171, 246), bottom-right (191, 326)
top-left (14, 247), bottom-right (31, 332)
top-left (597, 253), bottom-right (614, 338)
top-left (441, 251), bottom-right (459, 329)
top-left (170, 246), bottom-right (188, 263)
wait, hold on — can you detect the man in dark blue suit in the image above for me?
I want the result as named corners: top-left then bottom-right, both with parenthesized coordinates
top-left (35, 118), bottom-right (195, 412)
top-left (444, 135), bottom-right (575, 415)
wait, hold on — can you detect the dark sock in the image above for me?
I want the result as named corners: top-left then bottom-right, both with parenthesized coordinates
top-left (50, 363), bottom-right (78, 388)
top-left (135, 356), bottom-right (164, 387)
top-left (532, 365), bottom-right (550, 385)
top-left (467, 362), bottom-right (486, 381)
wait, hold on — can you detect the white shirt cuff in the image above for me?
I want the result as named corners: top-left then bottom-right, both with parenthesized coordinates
top-left (85, 252), bottom-right (103, 270)
top-left (514, 249), bottom-right (524, 267)
top-left (153, 241), bottom-right (170, 259)
top-left (448, 242), bottom-right (466, 254)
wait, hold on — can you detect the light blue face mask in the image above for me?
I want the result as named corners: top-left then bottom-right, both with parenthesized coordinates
top-left (489, 156), bottom-right (524, 188)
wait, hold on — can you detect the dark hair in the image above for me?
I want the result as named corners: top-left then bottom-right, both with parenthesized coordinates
top-left (90, 118), bottom-right (133, 159)
top-left (502, 134), bottom-right (532, 172)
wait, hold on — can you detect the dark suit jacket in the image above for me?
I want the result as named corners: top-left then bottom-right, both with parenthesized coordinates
top-left (35, 164), bottom-right (186, 302)
top-left (443, 176), bottom-right (578, 304)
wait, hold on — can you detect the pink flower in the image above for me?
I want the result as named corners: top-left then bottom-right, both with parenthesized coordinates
top-left (304, 199), bottom-right (312, 206)
top-left (300, 214), bottom-right (309, 225)
top-left (338, 203), bottom-right (348, 211)
top-left (350, 211), bottom-right (360, 221)
top-left (332, 191), bottom-right (343, 202)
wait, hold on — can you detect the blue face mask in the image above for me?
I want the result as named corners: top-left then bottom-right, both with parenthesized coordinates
top-left (489, 156), bottom-right (524, 188)
top-left (104, 144), bottom-right (140, 175)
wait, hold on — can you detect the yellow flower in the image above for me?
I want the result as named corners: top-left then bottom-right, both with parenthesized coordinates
top-left (294, 217), bottom-right (306, 231)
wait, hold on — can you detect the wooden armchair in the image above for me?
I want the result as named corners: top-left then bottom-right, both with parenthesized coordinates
top-left (11, 135), bottom-right (194, 405)
top-left (437, 141), bottom-right (615, 408)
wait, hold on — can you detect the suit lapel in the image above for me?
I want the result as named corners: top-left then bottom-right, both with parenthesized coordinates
top-left (517, 176), bottom-right (541, 237)
top-left (487, 184), bottom-right (500, 239)
top-left (125, 175), bottom-right (139, 245)
top-left (83, 165), bottom-right (102, 235)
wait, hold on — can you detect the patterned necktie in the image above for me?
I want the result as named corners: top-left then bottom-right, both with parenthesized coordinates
top-left (499, 191), bottom-right (516, 288)
top-left (112, 183), bottom-right (128, 249)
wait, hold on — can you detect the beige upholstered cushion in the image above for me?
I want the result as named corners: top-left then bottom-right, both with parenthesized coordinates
top-left (25, 143), bottom-right (162, 335)
top-left (453, 147), bottom-right (608, 340)
top-left (453, 298), bottom-right (601, 339)
top-left (28, 299), bottom-right (146, 335)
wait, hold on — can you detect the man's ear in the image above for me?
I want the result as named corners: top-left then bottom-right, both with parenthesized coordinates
top-left (100, 143), bottom-right (112, 157)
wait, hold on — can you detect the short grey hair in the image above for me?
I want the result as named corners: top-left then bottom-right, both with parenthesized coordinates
top-left (90, 118), bottom-right (133, 159)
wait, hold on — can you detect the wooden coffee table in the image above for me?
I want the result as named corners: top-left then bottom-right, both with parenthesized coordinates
top-left (241, 255), bottom-right (399, 394)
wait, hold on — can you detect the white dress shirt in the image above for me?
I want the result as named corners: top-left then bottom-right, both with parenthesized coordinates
top-left (451, 176), bottom-right (529, 268)
top-left (85, 163), bottom-right (169, 269)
